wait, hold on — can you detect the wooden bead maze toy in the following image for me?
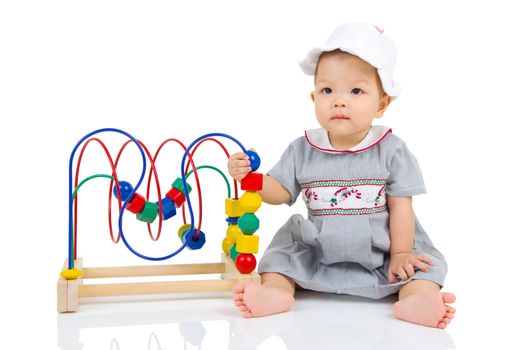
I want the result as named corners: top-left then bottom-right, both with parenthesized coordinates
top-left (58, 128), bottom-right (263, 312)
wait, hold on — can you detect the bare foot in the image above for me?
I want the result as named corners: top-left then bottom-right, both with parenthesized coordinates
top-left (232, 282), bottom-right (295, 318)
top-left (393, 292), bottom-right (456, 329)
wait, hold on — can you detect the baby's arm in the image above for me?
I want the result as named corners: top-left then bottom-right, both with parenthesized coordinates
top-left (228, 152), bottom-right (291, 205)
top-left (387, 195), bottom-right (433, 283)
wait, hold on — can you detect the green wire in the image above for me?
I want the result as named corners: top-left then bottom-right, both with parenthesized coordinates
top-left (70, 174), bottom-right (115, 267)
top-left (185, 165), bottom-right (231, 198)
top-left (69, 166), bottom-right (230, 264)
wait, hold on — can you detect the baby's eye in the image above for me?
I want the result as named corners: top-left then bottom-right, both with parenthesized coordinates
top-left (351, 88), bottom-right (363, 95)
top-left (321, 87), bottom-right (333, 94)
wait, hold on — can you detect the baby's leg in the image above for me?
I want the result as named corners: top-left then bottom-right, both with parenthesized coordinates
top-left (392, 279), bottom-right (456, 329)
top-left (232, 272), bottom-right (296, 318)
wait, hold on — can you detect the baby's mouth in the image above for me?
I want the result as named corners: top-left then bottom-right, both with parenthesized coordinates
top-left (331, 114), bottom-right (350, 120)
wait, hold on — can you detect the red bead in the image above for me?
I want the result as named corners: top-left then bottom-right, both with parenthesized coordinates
top-left (240, 172), bottom-right (263, 191)
top-left (166, 187), bottom-right (186, 207)
top-left (235, 253), bottom-right (257, 274)
top-left (126, 193), bottom-right (146, 214)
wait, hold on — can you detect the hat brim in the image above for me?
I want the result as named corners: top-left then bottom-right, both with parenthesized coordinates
top-left (299, 45), bottom-right (401, 98)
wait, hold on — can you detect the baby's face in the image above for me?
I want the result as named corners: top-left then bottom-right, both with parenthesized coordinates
top-left (311, 51), bottom-right (390, 146)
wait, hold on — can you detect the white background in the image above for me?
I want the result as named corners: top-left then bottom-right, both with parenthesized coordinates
top-left (1, 0), bottom-right (527, 349)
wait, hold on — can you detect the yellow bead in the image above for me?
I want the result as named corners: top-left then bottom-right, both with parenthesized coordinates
top-left (222, 236), bottom-right (235, 255)
top-left (60, 268), bottom-right (83, 280)
top-left (178, 224), bottom-right (192, 239)
top-left (239, 191), bottom-right (262, 213)
top-left (225, 198), bottom-right (245, 217)
top-left (226, 224), bottom-right (242, 243)
top-left (236, 234), bottom-right (259, 254)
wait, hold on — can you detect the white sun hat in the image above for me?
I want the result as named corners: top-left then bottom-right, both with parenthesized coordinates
top-left (299, 22), bottom-right (402, 98)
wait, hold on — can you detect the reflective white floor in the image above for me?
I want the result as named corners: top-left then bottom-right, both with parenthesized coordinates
top-left (57, 291), bottom-right (455, 350)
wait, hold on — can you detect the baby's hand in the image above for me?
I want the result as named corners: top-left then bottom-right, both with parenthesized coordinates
top-left (388, 252), bottom-right (433, 283)
top-left (228, 151), bottom-right (252, 182)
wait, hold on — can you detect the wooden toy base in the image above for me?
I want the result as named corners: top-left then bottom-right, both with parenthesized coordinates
top-left (57, 255), bottom-right (261, 313)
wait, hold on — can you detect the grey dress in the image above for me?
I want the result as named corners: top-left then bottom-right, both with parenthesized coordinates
top-left (258, 126), bottom-right (447, 299)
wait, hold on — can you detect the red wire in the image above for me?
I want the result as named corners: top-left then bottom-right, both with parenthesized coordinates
top-left (146, 138), bottom-right (201, 240)
top-left (73, 135), bottom-right (209, 255)
top-left (111, 139), bottom-right (163, 241)
top-left (74, 138), bottom-right (122, 260)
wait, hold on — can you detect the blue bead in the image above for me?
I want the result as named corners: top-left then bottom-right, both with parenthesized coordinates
top-left (226, 217), bottom-right (239, 224)
top-left (184, 228), bottom-right (206, 250)
top-left (157, 197), bottom-right (177, 220)
top-left (113, 180), bottom-right (134, 200)
top-left (245, 150), bottom-right (261, 172)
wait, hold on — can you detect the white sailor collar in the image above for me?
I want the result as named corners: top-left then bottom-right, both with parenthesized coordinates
top-left (304, 125), bottom-right (392, 154)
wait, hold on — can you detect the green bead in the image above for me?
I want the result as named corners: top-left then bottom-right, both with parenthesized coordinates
top-left (229, 244), bottom-right (239, 261)
top-left (136, 201), bottom-right (158, 223)
top-left (172, 178), bottom-right (192, 194)
top-left (238, 213), bottom-right (259, 235)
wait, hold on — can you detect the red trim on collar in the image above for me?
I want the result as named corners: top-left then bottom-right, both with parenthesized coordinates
top-left (304, 128), bottom-right (392, 154)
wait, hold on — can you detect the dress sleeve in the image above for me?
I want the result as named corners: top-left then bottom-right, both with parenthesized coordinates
top-left (385, 140), bottom-right (426, 197)
top-left (267, 142), bottom-right (301, 206)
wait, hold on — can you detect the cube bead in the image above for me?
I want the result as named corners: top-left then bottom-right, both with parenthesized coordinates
top-left (236, 234), bottom-right (259, 254)
top-left (126, 193), bottom-right (146, 214)
top-left (240, 172), bottom-right (263, 191)
top-left (136, 201), bottom-right (158, 223)
top-left (166, 187), bottom-right (187, 207)
top-left (157, 197), bottom-right (176, 220)
top-left (225, 198), bottom-right (244, 218)
top-left (172, 178), bottom-right (192, 194)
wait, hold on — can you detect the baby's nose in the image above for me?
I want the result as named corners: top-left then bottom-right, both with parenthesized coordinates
top-left (333, 97), bottom-right (348, 108)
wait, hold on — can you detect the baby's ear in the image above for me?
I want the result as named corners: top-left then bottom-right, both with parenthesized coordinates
top-left (376, 95), bottom-right (392, 118)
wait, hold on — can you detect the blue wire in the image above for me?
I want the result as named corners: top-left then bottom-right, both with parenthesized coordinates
top-left (180, 133), bottom-right (246, 240)
top-left (68, 128), bottom-right (147, 269)
top-left (68, 130), bottom-right (246, 265)
top-left (118, 132), bottom-right (246, 261)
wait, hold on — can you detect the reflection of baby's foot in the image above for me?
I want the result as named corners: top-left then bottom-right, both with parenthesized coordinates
top-left (393, 292), bottom-right (456, 329)
top-left (232, 282), bottom-right (295, 318)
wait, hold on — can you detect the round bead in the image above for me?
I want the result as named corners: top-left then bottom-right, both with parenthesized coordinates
top-left (226, 224), bottom-right (242, 243)
top-left (113, 180), bottom-right (134, 200)
top-left (238, 213), bottom-right (259, 234)
top-left (245, 150), bottom-right (261, 172)
top-left (178, 224), bottom-right (192, 239)
top-left (235, 254), bottom-right (257, 274)
top-left (222, 236), bottom-right (234, 255)
top-left (239, 191), bottom-right (262, 213)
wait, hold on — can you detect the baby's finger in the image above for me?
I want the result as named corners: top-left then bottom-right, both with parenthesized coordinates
top-left (416, 255), bottom-right (434, 266)
top-left (397, 267), bottom-right (408, 281)
top-left (229, 152), bottom-right (249, 161)
top-left (388, 270), bottom-right (397, 284)
top-left (231, 159), bottom-right (251, 168)
top-left (403, 263), bottom-right (415, 279)
top-left (412, 259), bottom-right (430, 273)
